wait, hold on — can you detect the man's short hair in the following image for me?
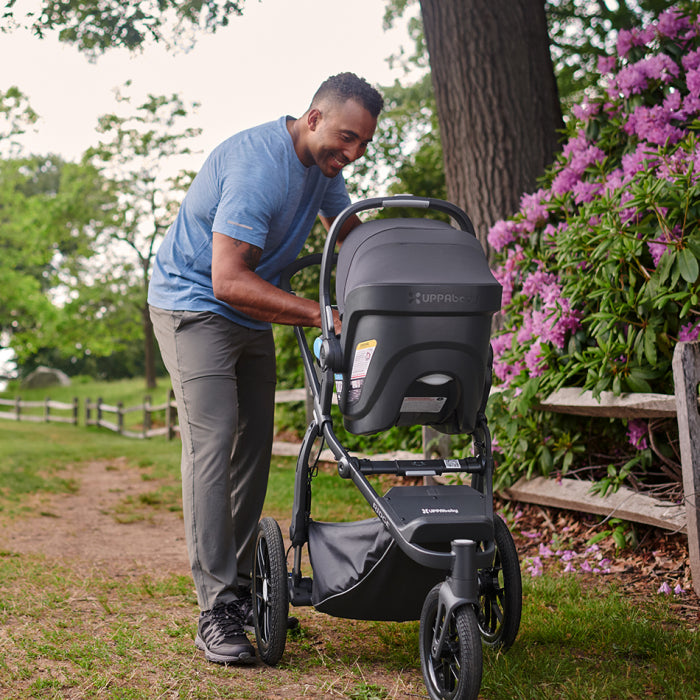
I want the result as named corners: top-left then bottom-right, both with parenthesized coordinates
top-left (311, 72), bottom-right (384, 119)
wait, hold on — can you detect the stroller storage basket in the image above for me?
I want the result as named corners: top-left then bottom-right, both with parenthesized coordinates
top-left (308, 518), bottom-right (445, 621)
top-left (335, 218), bottom-right (501, 435)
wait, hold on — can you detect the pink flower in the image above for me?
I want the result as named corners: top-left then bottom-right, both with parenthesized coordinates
top-left (524, 341), bottom-right (547, 377)
top-left (488, 219), bottom-right (523, 252)
top-left (550, 137), bottom-right (606, 196)
top-left (657, 582), bottom-right (672, 595)
top-left (551, 167), bottom-right (581, 196)
top-left (624, 104), bottom-right (684, 146)
top-left (621, 144), bottom-right (659, 176)
top-left (648, 227), bottom-right (681, 266)
top-left (616, 28), bottom-right (638, 59)
top-left (687, 67), bottom-right (700, 96)
top-left (539, 543), bottom-right (554, 558)
top-left (520, 188), bottom-right (550, 228)
top-left (627, 419), bottom-right (649, 451)
top-left (572, 98), bottom-right (601, 122)
top-left (611, 54), bottom-right (679, 99)
top-left (679, 322), bottom-right (700, 342)
top-left (572, 180), bottom-right (602, 204)
top-left (656, 8), bottom-right (692, 39)
top-left (682, 47), bottom-right (700, 73)
top-left (526, 556), bottom-right (543, 577)
top-left (648, 238), bottom-right (669, 266)
top-left (597, 55), bottom-right (617, 74)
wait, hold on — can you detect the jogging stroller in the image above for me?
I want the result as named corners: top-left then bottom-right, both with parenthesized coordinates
top-left (252, 196), bottom-right (522, 700)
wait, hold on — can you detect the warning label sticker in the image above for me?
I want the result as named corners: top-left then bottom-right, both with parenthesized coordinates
top-left (348, 339), bottom-right (377, 403)
top-left (400, 396), bottom-right (446, 413)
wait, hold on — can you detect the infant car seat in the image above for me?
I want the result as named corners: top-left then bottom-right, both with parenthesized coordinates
top-left (335, 218), bottom-right (501, 435)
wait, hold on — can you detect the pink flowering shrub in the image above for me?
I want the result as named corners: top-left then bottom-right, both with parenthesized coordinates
top-left (486, 6), bottom-right (700, 492)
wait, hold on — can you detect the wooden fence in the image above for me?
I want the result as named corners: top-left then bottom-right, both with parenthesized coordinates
top-left (84, 393), bottom-right (179, 439)
top-left (0, 396), bottom-right (79, 424)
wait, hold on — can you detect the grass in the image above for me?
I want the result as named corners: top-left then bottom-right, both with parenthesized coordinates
top-left (1, 379), bottom-right (699, 698)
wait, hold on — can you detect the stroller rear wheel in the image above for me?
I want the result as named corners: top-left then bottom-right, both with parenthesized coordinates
top-left (477, 515), bottom-right (522, 650)
top-left (252, 517), bottom-right (289, 666)
top-left (419, 583), bottom-right (482, 700)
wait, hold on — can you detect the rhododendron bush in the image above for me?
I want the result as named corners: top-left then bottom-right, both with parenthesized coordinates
top-left (485, 6), bottom-right (700, 495)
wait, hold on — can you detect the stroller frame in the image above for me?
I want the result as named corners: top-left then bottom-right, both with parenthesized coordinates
top-left (254, 196), bottom-right (521, 700)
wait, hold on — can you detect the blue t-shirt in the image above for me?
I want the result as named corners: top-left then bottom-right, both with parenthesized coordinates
top-left (148, 116), bottom-right (351, 329)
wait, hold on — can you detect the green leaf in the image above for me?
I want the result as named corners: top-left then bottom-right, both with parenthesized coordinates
top-left (613, 527), bottom-right (627, 549)
top-left (644, 326), bottom-right (657, 365)
top-left (678, 248), bottom-right (699, 284)
top-left (625, 371), bottom-right (652, 393)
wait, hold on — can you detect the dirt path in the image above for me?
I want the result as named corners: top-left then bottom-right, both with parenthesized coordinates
top-left (0, 458), bottom-right (430, 699)
top-left (0, 458), bottom-right (191, 578)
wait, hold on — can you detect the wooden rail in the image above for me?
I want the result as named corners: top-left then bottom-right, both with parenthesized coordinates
top-left (0, 396), bottom-right (79, 424)
top-left (84, 393), bottom-right (179, 439)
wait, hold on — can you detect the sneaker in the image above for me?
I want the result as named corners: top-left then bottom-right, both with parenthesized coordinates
top-left (194, 600), bottom-right (255, 664)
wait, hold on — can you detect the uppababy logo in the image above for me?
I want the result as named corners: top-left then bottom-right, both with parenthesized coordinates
top-left (421, 507), bottom-right (459, 515)
top-left (408, 290), bottom-right (468, 305)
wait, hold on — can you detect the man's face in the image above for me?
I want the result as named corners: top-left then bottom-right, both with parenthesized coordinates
top-left (307, 99), bottom-right (377, 177)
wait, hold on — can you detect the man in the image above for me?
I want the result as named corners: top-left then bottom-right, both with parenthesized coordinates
top-left (148, 73), bottom-right (383, 664)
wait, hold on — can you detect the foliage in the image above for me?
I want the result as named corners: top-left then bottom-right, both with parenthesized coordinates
top-left (85, 82), bottom-right (200, 281)
top-left (0, 153), bottom-right (119, 366)
top-left (0, 86), bottom-right (37, 156)
top-left (2, 0), bottom-right (245, 55)
top-left (82, 83), bottom-right (200, 386)
top-left (486, 5), bottom-right (700, 492)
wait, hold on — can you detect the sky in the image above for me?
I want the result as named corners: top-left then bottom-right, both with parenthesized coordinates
top-left (1, 0), bottom-right (415, 168)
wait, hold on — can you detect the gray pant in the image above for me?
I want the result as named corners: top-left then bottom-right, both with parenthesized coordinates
top-left (150, 307), bottom-right (276, 611)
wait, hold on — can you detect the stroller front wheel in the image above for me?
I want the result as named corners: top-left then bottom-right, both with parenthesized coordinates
top-left (477, 514), bottom-right (522, 650)
top-left (419, 584), bottom-right (482, 700)
top-left (252, 517), bottom-right (289, 666)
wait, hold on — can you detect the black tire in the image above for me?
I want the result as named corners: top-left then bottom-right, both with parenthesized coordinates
top-left (477, 515), bottom-right (522, 650)
top-left (252, 517), bottom-right (289, 666)
top-left (419, 584), bottom-right (483, 700)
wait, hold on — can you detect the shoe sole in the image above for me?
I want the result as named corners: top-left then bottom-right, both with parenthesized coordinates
top-left (194, 634), bottom-right (256, 664)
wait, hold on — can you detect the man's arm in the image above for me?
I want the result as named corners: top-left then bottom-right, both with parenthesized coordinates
top-left (211, 232), bottom-right (334, 329)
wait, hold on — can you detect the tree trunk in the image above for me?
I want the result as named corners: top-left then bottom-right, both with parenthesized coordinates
top-left (419, 0), bottom-right (563, 257)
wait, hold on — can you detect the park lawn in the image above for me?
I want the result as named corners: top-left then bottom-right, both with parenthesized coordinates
top-left (0, 413), bottom-right (698, 698)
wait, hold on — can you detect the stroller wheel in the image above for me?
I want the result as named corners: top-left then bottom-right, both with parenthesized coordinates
top-left (477, 515), bottom-right (522, 650)
top-left (419, 583), bottom-right (482, 700)
top-left (252, 517), bottom-right (289, 666)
